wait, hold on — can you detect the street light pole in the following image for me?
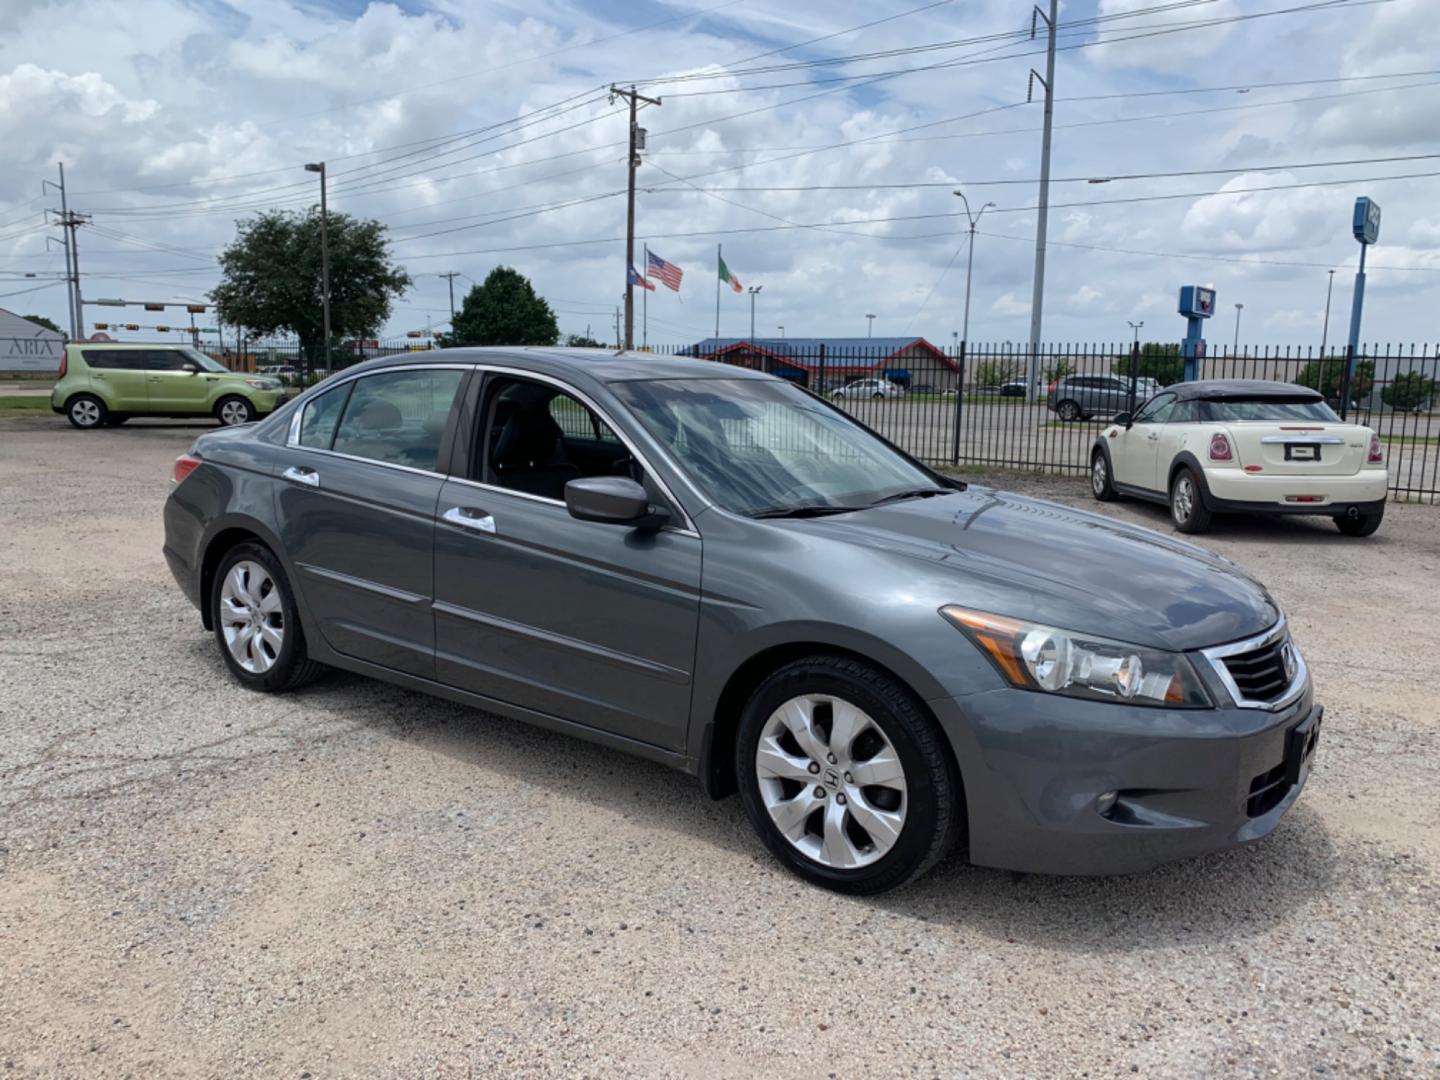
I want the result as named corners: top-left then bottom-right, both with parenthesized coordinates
top-left (777, 325), bottom-right (785, 339)
top-left (1128, 320), bottom-right (1144, 348)
top-left (748, 285), bottom-right (762, 340)
top-left (866, 313), bottom-right (875, 338)
top-left (304, 162), bottom-right (331, 374)
top-left (1233, 303), bottom-right (1244, 351)
top-left (1320, 269), bottom-right (1335, 356)
top-left (953, 190), bottom-right (996, 350)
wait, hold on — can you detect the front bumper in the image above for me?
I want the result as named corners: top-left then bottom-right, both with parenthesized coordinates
top-left (929, 682), bottom-right (1320, 876)
top-left (1202, 467), bottom-right (1388, 515)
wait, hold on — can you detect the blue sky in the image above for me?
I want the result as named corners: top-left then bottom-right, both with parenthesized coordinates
top-left (2, 0), bottom-right (1438, 347)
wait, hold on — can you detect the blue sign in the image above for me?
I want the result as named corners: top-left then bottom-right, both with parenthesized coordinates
top-left (1353, 197), bottom-right (1381, 245)
top-left (1178, 285), bottom-right (1216, 320)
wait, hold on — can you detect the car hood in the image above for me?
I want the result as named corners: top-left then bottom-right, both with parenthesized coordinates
top-left (790, 486), bottom-right (1278, 651)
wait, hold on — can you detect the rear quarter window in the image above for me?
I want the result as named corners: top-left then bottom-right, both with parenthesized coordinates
top-left (1201, 399), bottom-right (1338, 422)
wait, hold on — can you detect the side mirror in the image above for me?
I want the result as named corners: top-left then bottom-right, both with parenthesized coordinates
top-left (181, 362), bottom-right (199, 374)
top-left (565, 476), bottom-right (669, 530)
top-left (1112, 412), bottom-right (1132, 428)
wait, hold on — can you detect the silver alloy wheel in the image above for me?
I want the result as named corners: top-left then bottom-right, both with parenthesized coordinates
top-left (219, 560), bottom-right (284, 673)
top-left (1173, 474), bottom-right (1195, 524)
top-left (71, 399), bottom-right (101, 427)
top-left (1091, 455), bottom-right (1107, 495)
top-left (219, 399), bottom-right (251, 426)
top-left (1058, 401), bottom-right (1079, 421)
top-left (755, 695), bottom-right (907, 870)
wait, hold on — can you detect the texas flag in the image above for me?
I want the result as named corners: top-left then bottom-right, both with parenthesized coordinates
top-left (628, 265), bottom-right (655, 291)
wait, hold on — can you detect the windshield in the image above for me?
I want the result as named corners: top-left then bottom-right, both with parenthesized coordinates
top-left (181, 347), bottom-right (229, 374)
top-left (611, 378), bottom-right (942, 515)
top-left (1201, 399), bottom-right (1338, 422)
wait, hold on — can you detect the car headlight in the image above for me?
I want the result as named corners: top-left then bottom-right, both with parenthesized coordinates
top-left (244, 378), bottom-right (278, 390)
top-left (940, 606), bottom-right (1212, 708)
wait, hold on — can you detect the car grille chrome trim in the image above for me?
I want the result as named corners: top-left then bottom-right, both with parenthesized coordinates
top-left (1201, 617), bottom-right (1308, 711)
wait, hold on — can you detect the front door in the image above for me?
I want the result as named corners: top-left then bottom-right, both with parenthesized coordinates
top-left (1113, 391), bottom-right (1177, 491)
top-left (432, 373), bottom-right (701, 751)
top-left (275, 366), bottom-right (468, 678)
top-left (81, 348), bottom-right (149, 411)
top-left (144, 349), bottom-right (213, 413)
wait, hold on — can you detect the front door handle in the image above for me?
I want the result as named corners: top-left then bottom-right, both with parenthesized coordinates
top-left (282, 465), bottom-right (320, 487)
top-left (1146, 432), bottom-right (1159, 441)
top-left (442, 506), bottom-right (497, 534)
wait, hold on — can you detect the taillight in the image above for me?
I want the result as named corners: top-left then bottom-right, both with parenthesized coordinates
top-left (1209, 432), bottom-right (1233, 462)
top-left (1367, 433), bottom-right (1384, 464)
top-left (57, 350), bottom-right (68, 379)
top-left (172, 453), bottom-right (202, 484)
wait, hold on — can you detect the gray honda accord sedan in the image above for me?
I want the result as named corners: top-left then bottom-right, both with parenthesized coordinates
top-left (163, 348), bottom-right (1320, 893)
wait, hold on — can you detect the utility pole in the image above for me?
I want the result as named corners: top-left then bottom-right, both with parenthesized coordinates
top-left (439, 271), bottom-right (460, 322)
top-left (866, 314), bottom-right (876, 337)
top-left (44, 164), bottom-right (88, 340)
top-left (1025, 0), bottom-right (1058, 401)
top-left (954, 190), bottom-right (995, 349)
top-left (614, 305), bottom-right (622, 348)
top-left (1320, 269), bottom-right (1335, 356)
top-left (304, 163), bottom-right (331, 374)
top-left (610, 84), bottom-right (661, 350)
top-left (748, 285), bottom-right (762, 340)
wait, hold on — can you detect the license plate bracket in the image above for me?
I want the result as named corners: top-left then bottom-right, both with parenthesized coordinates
top-left (1285, 444), bottom-right (1319, 461)
top-left (1284, 707), bottom-right (1323, 787)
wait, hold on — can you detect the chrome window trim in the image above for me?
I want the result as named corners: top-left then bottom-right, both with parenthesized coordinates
top-left (1258, 435), bottom-right (1347, 445)
top-left (286, 443), bottom-right (448, 480)
top-left (1200, 616), bottom-right (1308, 711)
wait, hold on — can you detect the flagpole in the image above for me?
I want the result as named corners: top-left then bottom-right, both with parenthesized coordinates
top-left (643, 243), bottom-right (649, 349)
top-left (715, 243), bottom-right (722, 339)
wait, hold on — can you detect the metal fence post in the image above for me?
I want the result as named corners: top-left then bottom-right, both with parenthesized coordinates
top-left (1339, 345), bottom-right (1354, 421)
top-left (818, 342), bottom-right (827, 395)
top-left (950, 340), bottom-right (966, 465)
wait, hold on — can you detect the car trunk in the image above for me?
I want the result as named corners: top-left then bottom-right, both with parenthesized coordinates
top-left (1224, 422), bottom-right (1370, 477)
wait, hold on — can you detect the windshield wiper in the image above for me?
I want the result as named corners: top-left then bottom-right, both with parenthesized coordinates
top-left (747, 504), bottom-right (858, 519)
top-left (862, 487), bottom-right (956, 508)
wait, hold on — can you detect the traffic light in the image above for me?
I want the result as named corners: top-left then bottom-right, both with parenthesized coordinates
top-left (93, 322), bottom-right (109, 330)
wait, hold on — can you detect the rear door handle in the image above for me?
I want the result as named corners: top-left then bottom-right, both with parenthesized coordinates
top-left (442, 506), bottom-right (497, 534)
top-left (282, 465), bottom-right (320, 487)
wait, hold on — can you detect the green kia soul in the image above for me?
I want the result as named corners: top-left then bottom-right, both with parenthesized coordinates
top-left (50, 344), bottom-right (287, 429)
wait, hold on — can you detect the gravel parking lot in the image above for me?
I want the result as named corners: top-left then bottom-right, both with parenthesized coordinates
top-left (2, 415), bottom-right (1438, 1078)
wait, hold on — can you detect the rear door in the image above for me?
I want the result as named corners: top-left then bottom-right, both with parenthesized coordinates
top-left (82, 349), bottom-right (149, 411)
top-left (432, 371), bottom-right (701, 751)
top-left (144, 349), bottom-right (212, 413)
top-left (275, 365), bottom-right (469, 678)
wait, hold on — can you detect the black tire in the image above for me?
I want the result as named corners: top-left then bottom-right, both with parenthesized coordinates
top-left (872, 393), bottom-right (884, 400)
top-left (1091, 449), bottom-right (1118, 502)
top-left (210, 541), bottom-right (326, 692)
top-left (1169, 466), bottom-right (1212, 534)
top-left (735, 655), bottom-right (964, 895)
top-left (215, 395), bottom-right (257, 426)
top-left (66, 394), bottom-right (108, 430)
top-left (1055, 400), bottom-right (1081, 422)
top-left (1335, 508), bottom-right (1383, 537)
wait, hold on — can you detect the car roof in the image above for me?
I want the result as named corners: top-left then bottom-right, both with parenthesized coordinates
top-left (72, 341), bottom-right (192, 349)
top-left (347, 346), bottom-right (776, 385)
top-left (1168, 379), bottom-right (1323, 402)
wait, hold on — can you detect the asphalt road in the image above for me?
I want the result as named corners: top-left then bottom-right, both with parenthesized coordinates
top-left (2, 415), bottom-right (1437, 1077)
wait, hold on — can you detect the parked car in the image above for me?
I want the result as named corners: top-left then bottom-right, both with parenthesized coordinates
top-left (1048, 374), bottom-right (1149, 420)
top-left (258, 364), bottom-right (301, 383)
top-left (832, 378), bottom-right (905, 400)
top-left (1091, 379), bottom-right (1387, 536)
top-left (165, 349), bottom-right (1320, 893)
top-left (52, 344), bottom-right (287, 429)
top-left (998, 379), bottom-right (1027, 397)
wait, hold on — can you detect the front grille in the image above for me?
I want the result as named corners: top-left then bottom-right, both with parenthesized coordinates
top-left (1220, 638), bottom-right (1291, 704)
top-left (1247, 760), bottom-right (1288, 818)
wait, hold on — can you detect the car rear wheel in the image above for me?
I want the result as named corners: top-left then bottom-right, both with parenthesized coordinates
top-left (1335, 508), bottom-right (1383, 537)
top-left (1056, 400), bottom-right (1080, 421)
top-left (872, 393), bottom-right (884, 400)
top-left (66, 394), bottom-right (107, 429)
top-left (211, 542), bottom-right (326, 692)
top-left (736, 655), bottom-right (964, 894)
top-left (216, 395), bottom-right (256, 426)
top-left (1170, 467), bottom-right (1212, 534)
top-left (1091, 450), bottom-right (1118, 501)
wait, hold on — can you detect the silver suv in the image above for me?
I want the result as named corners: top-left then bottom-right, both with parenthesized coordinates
top-left (1048, 374), bottom-right (1149, 421)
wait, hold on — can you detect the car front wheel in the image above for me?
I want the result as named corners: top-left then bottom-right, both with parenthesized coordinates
top-left (216, 395), bottom-right (256, 426)
top-left (1170, 467), bottom-right (1212, 533)
top-left (1091, 450), bottom-right (1118, 501)
top-left (736, 655), bottom-right (964, 894)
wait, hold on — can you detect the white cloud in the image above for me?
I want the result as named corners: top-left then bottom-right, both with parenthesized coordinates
top-left (1180, 173), bottom-right (1349, 253)
top-left (992, 292), bottom-right (1030, 316)
top-left (1087, 0), bottom-right (1240, 71)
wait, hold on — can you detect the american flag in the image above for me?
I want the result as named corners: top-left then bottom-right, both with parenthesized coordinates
top-left (646, 250), bottom-right (683, 292)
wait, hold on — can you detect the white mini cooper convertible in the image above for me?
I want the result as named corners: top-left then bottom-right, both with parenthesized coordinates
top-left (1091, 379), bottom-right (1387, 536)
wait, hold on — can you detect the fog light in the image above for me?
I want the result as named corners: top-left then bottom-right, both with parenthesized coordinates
top-left (1095, 790), bottom-right (1119, 816)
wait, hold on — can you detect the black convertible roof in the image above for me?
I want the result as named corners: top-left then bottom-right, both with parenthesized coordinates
top-left (1169, 379), bottom-right (1322, 402)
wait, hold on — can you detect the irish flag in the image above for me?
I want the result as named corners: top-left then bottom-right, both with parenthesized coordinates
top-left (718, 254), bottom-right (742, 293)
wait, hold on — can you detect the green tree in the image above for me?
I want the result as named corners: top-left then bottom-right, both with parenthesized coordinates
top-left (972, 358), bottom-right (1021, 387)
top-left (210, 208), bottom-right (411, 364)
top-left (22, 314), bottom-right (62, 334)
top-left (1043, 359), bottom-right (1075, 381)
top-left (1295, 357), bottom-right (1374, 401)
top-left (565, 333), bottom-right (603, 348)
top-left (446, 267), bottom-right (559, 347)
top-left (1381, 370), bottom-right (1436, 411)
top-left (1117, 342), bottom-right (1184, 385)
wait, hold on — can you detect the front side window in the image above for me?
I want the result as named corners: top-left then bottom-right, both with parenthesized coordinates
top-left (330, 368), bottom-right (464, 471)
top-left (611, 378), bottom-right (940, 516)
top-left (1201, 398), bottom-right (1339, 422)
top-left (140, 349), bottom-right (194, 371)
top-left (1132, 392), bottom-right (1177, 424)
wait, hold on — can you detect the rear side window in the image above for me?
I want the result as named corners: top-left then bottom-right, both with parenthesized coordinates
top-left (1169, 400), bottom-right (1199, 423)
top-left (82, 350), bottom-right (145, 370)
top-left (331, 369), bottom-right (464, 471)
top-left (298, 382), bottom-right (353, 450)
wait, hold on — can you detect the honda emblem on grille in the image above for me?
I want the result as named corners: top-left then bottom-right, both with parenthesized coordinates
top-left (1280, 641), bottom-right (1297, 681)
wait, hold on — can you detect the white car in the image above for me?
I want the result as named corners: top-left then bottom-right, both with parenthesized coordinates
top-left (832, 378), bottom-right (905, 400)
top-left (1090, 379), bottom-right (1387, 536)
